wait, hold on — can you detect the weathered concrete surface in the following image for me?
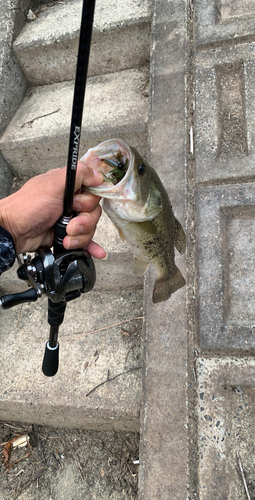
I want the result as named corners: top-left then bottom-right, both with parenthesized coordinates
top-left (0, 155), bottom-right (12, 199)
top-left (0, 275), bottom-right (143, 431)
top-left (197, 357), bottom-right (255, 499)
top-left (196, 43), bottom-right (255, 184)
top-left (197, 183), bottom-right (255, 349)
top-left (14, 0), bottom-right (152, 84)
top-left (0, 68), bottom-right (149, 177)
top-left (0, 0), bottom-right (27, 137)
top-left (138, 1), bottom-right (188, 498)
top-left (195, 0), bottom-right (255, 48)
top-left (0, 0), bottom-right (28, 198)
top-left (194, 2), bottom-right (255, 499)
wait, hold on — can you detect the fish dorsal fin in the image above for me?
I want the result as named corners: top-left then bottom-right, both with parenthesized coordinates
top-left (116, 226), bottom-right (126, 241)
top-left (174, 217), bottom-right (186, 254)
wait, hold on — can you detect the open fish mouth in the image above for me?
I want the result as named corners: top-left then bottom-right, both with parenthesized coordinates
top-left (80, 139), bottom-right (134, 196)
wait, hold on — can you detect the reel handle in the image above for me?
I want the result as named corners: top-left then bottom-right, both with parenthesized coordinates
top-left (0, 288), bottom-right (38, 309)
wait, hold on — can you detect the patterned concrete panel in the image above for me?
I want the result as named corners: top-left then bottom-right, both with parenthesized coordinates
top-left (197, 357), bottom-right (255, 499)
top-left (195, 0), bottom-right (255, 47)
top-left (196, 43), bottom-right (255, 183)
top-left (197, 182), bottom-right (255, 349)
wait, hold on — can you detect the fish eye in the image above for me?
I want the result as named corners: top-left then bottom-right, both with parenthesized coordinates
top-left (138, 163), bottom-right (146, 175)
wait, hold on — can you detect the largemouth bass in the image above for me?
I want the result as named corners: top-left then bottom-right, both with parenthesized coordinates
top-left (81, 139), bottom-right (186, 303)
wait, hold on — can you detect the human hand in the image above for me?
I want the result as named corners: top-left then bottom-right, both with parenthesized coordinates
top-left (0, 162), bottom-right (107, 258)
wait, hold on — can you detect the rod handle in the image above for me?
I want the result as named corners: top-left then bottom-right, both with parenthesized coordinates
top-left (42, 341), bottom-right (59, 377)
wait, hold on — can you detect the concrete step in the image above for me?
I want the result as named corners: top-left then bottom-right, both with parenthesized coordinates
top-left (0, 67), bottom-right (149, 177)
top-left (0, 263), bottom-right (143, 431)
top-left (0, 68), bottom-right (149, 289)
top-left (13, 0), bottom-right (152, 85)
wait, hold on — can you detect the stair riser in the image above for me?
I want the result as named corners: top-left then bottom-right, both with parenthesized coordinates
top-left (0, 69), bottom-right (149, 177)
top-left (1, 129), bottom-right (147, 177)
top-left (14, 22), bottom-right (151, 85)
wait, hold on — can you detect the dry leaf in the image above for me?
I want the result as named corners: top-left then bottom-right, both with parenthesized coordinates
top-left (1, 434), bottom-right (31, 468)
top-left (121, 329), bottom-right (131, 337)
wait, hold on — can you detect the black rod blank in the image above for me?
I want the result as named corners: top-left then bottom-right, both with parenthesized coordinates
top-left (54, 0), bottom-right (96, 257)
top-left (63, 0), bottom-right (96, 218)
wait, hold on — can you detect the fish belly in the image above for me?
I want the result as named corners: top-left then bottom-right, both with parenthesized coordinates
top-left (103, 199), bottom-right (171, 266)
top-left (103, 199), bottom-right (185, 302)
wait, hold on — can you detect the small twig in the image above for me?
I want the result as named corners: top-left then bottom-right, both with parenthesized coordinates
top-left (65, 316), bottom-right (143, 340)
top-left (190, 126), bottom-right (194, 154)
top-left (86, 367), bottom-right (141, 396)
top-left (124, 344), bottom-right (137, 368)
top-left (75, 458), bottom-right (84, 481)
top-left (21, 108), bottom-right (60, 128)
top-left (17, 317), bottom-right (143, 342)
top-left (12, 468), bottom-right (46, 500)
top-left (16, 305), bottom-right (23, 328)
top-left (236, 451), bottom-right (251, 500)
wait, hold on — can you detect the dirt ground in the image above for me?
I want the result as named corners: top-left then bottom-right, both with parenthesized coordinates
top-left (0, 421), bottom-right (139, 499)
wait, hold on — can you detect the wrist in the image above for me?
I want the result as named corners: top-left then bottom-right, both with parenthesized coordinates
top-left (0, 197), bottom-right (17, 248)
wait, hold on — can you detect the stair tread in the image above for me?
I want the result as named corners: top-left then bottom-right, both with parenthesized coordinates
top-left (15, 0), bottom-right (152, 46)
top-left (0, 270), bottom-right (143, 431)
top-left (13, 0), bottom-right (152, 83)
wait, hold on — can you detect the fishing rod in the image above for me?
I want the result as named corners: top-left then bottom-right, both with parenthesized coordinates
top-left (0, 0), bottom-right (97, 376)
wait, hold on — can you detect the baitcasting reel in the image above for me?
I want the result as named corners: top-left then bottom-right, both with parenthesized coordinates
top-left (0, 247), bottom-right (96, 376)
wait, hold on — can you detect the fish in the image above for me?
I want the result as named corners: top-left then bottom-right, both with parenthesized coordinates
top-left (80, 138), bottom-right (186, 303)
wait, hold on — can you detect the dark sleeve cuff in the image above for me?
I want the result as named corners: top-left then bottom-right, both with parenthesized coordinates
top-left (0, 226), bottom-right (16, 274)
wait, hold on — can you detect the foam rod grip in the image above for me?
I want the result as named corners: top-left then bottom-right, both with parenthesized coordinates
top-left (42, 341), bottom-right (59, 377)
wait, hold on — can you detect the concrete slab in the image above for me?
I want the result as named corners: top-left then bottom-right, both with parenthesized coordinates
top-left (195, 0), bottom-right (255, 48)
top-left (0, 154), bottom-right (12, 199)
top-left (0, 67), bottom-right (149, 177)
top-left (14, 0), bottom-right (152, 84)
top-left (0, 280), bottom-right (143, 431)
top-left (0, 0), bottom-right (27, 199)
top-left (138, 1), bottom-right (188, 498)
top-left (197, 357), bottom-right (255, 499)
top-left (0, 1), bottom-right (27, 137)
top-left (195, 42), bottom-right (255, 183)
top-left (197, 182), bottom-right (255, 349)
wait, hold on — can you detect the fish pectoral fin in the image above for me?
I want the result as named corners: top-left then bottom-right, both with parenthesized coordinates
top-left (116, 226), bottom-right (126, 241)
top-left (153, 265), bottom-right (186, 303)
top-left (144, 185), bottom-right (162, 219)
top-left (138, 220), bottom-right (157, 234)
top-left (174, 217), bottom-right (186, 254)
top-left (134, 257), bottom-right (149, 276)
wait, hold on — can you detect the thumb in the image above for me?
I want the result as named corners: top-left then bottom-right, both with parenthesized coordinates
top-left (75, 160), bottom-right (104, 191)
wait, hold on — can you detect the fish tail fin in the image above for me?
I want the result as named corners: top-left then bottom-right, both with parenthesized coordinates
top-left (153, 265), bottom-right (186, 304)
